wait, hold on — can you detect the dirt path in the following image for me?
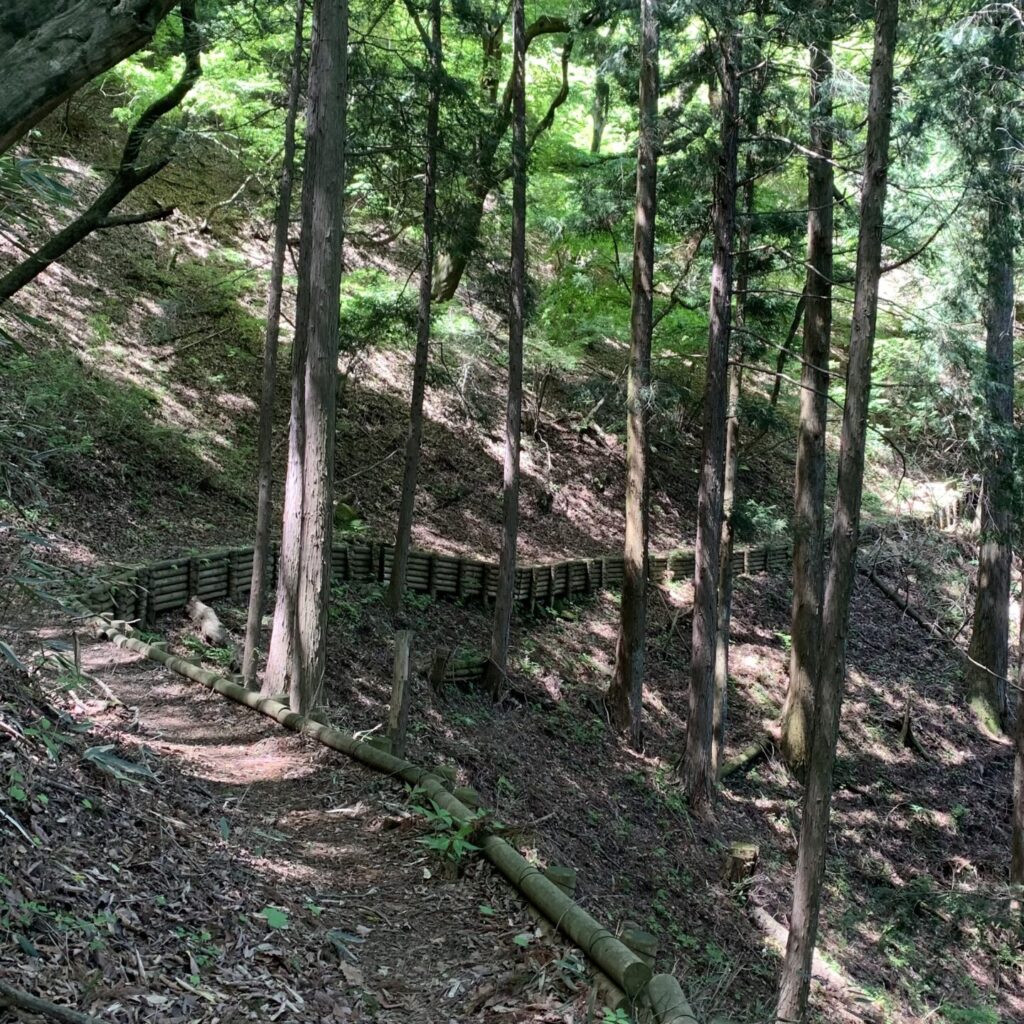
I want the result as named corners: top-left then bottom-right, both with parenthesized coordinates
top-left (79, 639), bottom-right (586, 1023)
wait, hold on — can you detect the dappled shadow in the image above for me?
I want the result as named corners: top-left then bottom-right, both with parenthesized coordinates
top-left (70, 634), bottom-right (586, 1022)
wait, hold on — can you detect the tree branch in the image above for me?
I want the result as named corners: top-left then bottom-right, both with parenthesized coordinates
top-left (0, 1), bottom-right (201, 304)
top-left (98, 206), bottom-right (176, 229)
top-left (0, 980), bottom-right (103, 1024)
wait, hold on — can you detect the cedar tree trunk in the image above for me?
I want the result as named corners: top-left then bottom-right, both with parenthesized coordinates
top-left (684, 28), bottom-right (739, 817)
top-left (265, 0), bottom-right (348, 713)
top-left (484, 0), bottom-right (526, 699)
top-left (388, 0), bottom-right (442, 616)
top-left (777, 2), bottom-right (897, 1020)
top-left (781, 6), bottom-right (834, 778)
top-left (242, 0), bottom-right (306, 687)
top-left (607, 0), bottom-right (658, 747)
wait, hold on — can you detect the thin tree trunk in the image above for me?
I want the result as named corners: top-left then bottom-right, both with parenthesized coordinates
top-left (714, 151), bottom-right (754, 775)
top-left (777, 2), bottom-right (897, 1019)
top-left (242, 0), bottom-right (306, 688)
top-left (1013, 560), bottom-right (1024, 886)
top-left (0, 0), bottom-right (178, 155)
top-left (0, 1), bottom-right (200, 304)
top-left (264, 0), bottom-right (348, 713)
top-left (591, 75), bottom-right (609, 154)
top-left (966, 182), bottom-right (1015, 736)
top-left (484, 0), bottom-right (526, 700)
top-left (606, 0), bottom-right (658, 748)
top-left (781, 7), bottom-right (834, 779)
top-left (388, 0), bottom-right (442, 616)
top-left (769, 289), bottom-right (807, 409)
top-left (684, 28), bottom-right (739, 817)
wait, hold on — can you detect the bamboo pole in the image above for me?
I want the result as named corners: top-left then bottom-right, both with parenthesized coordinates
top-left (646, 975), bottom-right (698, 1024)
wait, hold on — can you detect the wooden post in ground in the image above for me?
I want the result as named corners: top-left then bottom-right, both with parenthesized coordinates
top-left (388, 630), bottom-right (413, 758)
top-left (429, 647), bottom-right (450, 695)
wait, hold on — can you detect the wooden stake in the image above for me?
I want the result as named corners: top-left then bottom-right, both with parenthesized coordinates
top-left (429, 647), bottom-right (451, 694)
top-left (388, 630), bottom-right (413, 758)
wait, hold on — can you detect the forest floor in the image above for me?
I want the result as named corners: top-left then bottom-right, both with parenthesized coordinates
top-left (1, 97), bottom-right (1020, 1024)
top-left (3, 534), bottom-right (1020, 1024)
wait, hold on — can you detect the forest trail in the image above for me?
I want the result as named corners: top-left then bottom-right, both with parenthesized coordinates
top-left (75, 635), bottom-right (594, 1023)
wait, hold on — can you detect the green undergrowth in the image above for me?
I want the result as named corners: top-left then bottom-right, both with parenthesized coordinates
top-left (0, 345), bottom-right (252, 541)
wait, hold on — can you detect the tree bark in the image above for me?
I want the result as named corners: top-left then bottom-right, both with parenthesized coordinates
top-left (966, 174), bottom-right (1015, 736)
top-left (714, 168), bottom-right (753, 775)
top-left (242, 0), bottom-right (306, 688)
top-left (714, 23), bottom-right (766, 775)
top-left (781, 6), bottom-right (834, 779)
top-left (1012, 562), bottom-right (1024, 886)
top-left (606, 0), bottom-right (658, 748)
top-left (777, 2), bottom-right (897, 1020)
top-left (683, 28), bottom-right (739, 817)
top-left (484, 0), bottom-right (527, 700)
top-left (388, 0), bottom-right (442, 616)
top-left (0, 0), bottom-right (178, 155)
top-left (264, 0), bottom-right (348, 713)
top-left (0, 1), bottom-right (201, 304)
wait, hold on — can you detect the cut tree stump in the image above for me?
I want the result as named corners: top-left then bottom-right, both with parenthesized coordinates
top-left (722, 842), bottom-right (759, 884)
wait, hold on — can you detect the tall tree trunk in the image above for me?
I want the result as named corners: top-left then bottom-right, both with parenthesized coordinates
top-left (242, 0), bottom-right (306, 688)
top-left (714, 19), bottom-right (766, 774)
top-left (606, 0), bottom-right (658, 748)
top-left (590, 74), bottom-right (609, 154)
top-left (0, 0), bottom-right (178, 155)
top-left (966, 180), bottom-right (1015, 736)
top-left (683, 28), bottom-right (739, 817)
top-left (388, 0), bottom-right (442, 616)
top-left (484, 0), bottom-right (526, 700)
top-left (776, 2), bottom-right (897, 1020)
top-left (1013, 561), bottom-right (1024, 886)
top-left (713, 152), bottom-right (753, 776)
top-left (264, 0), bottom-right (348, 713)
top-left (0, 1), bottom-right (201, 304)
top-left (781, 6), bottom-right (834, 778)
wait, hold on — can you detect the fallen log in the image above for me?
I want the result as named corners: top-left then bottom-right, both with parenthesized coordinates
top-left (646, 974), bottom-right (698, 1024)
top-left (718, 734), bottom-right (773, 781)
top-left (748, 902), bottom-right (883, 1022)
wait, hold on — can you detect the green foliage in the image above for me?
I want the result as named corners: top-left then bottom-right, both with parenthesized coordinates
top-left (257, 906), bottom-right (290, 930)
top-left (182, 635), bottom-right (235, 667)
top-left (409, 794), bottom-right (482, 868)
top-left (601, 1007), bottom-right (632, 1024)
top-left (734, 499), bottom-right (788, 542)
top-left (339, 269), bottom-right (418, 353)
